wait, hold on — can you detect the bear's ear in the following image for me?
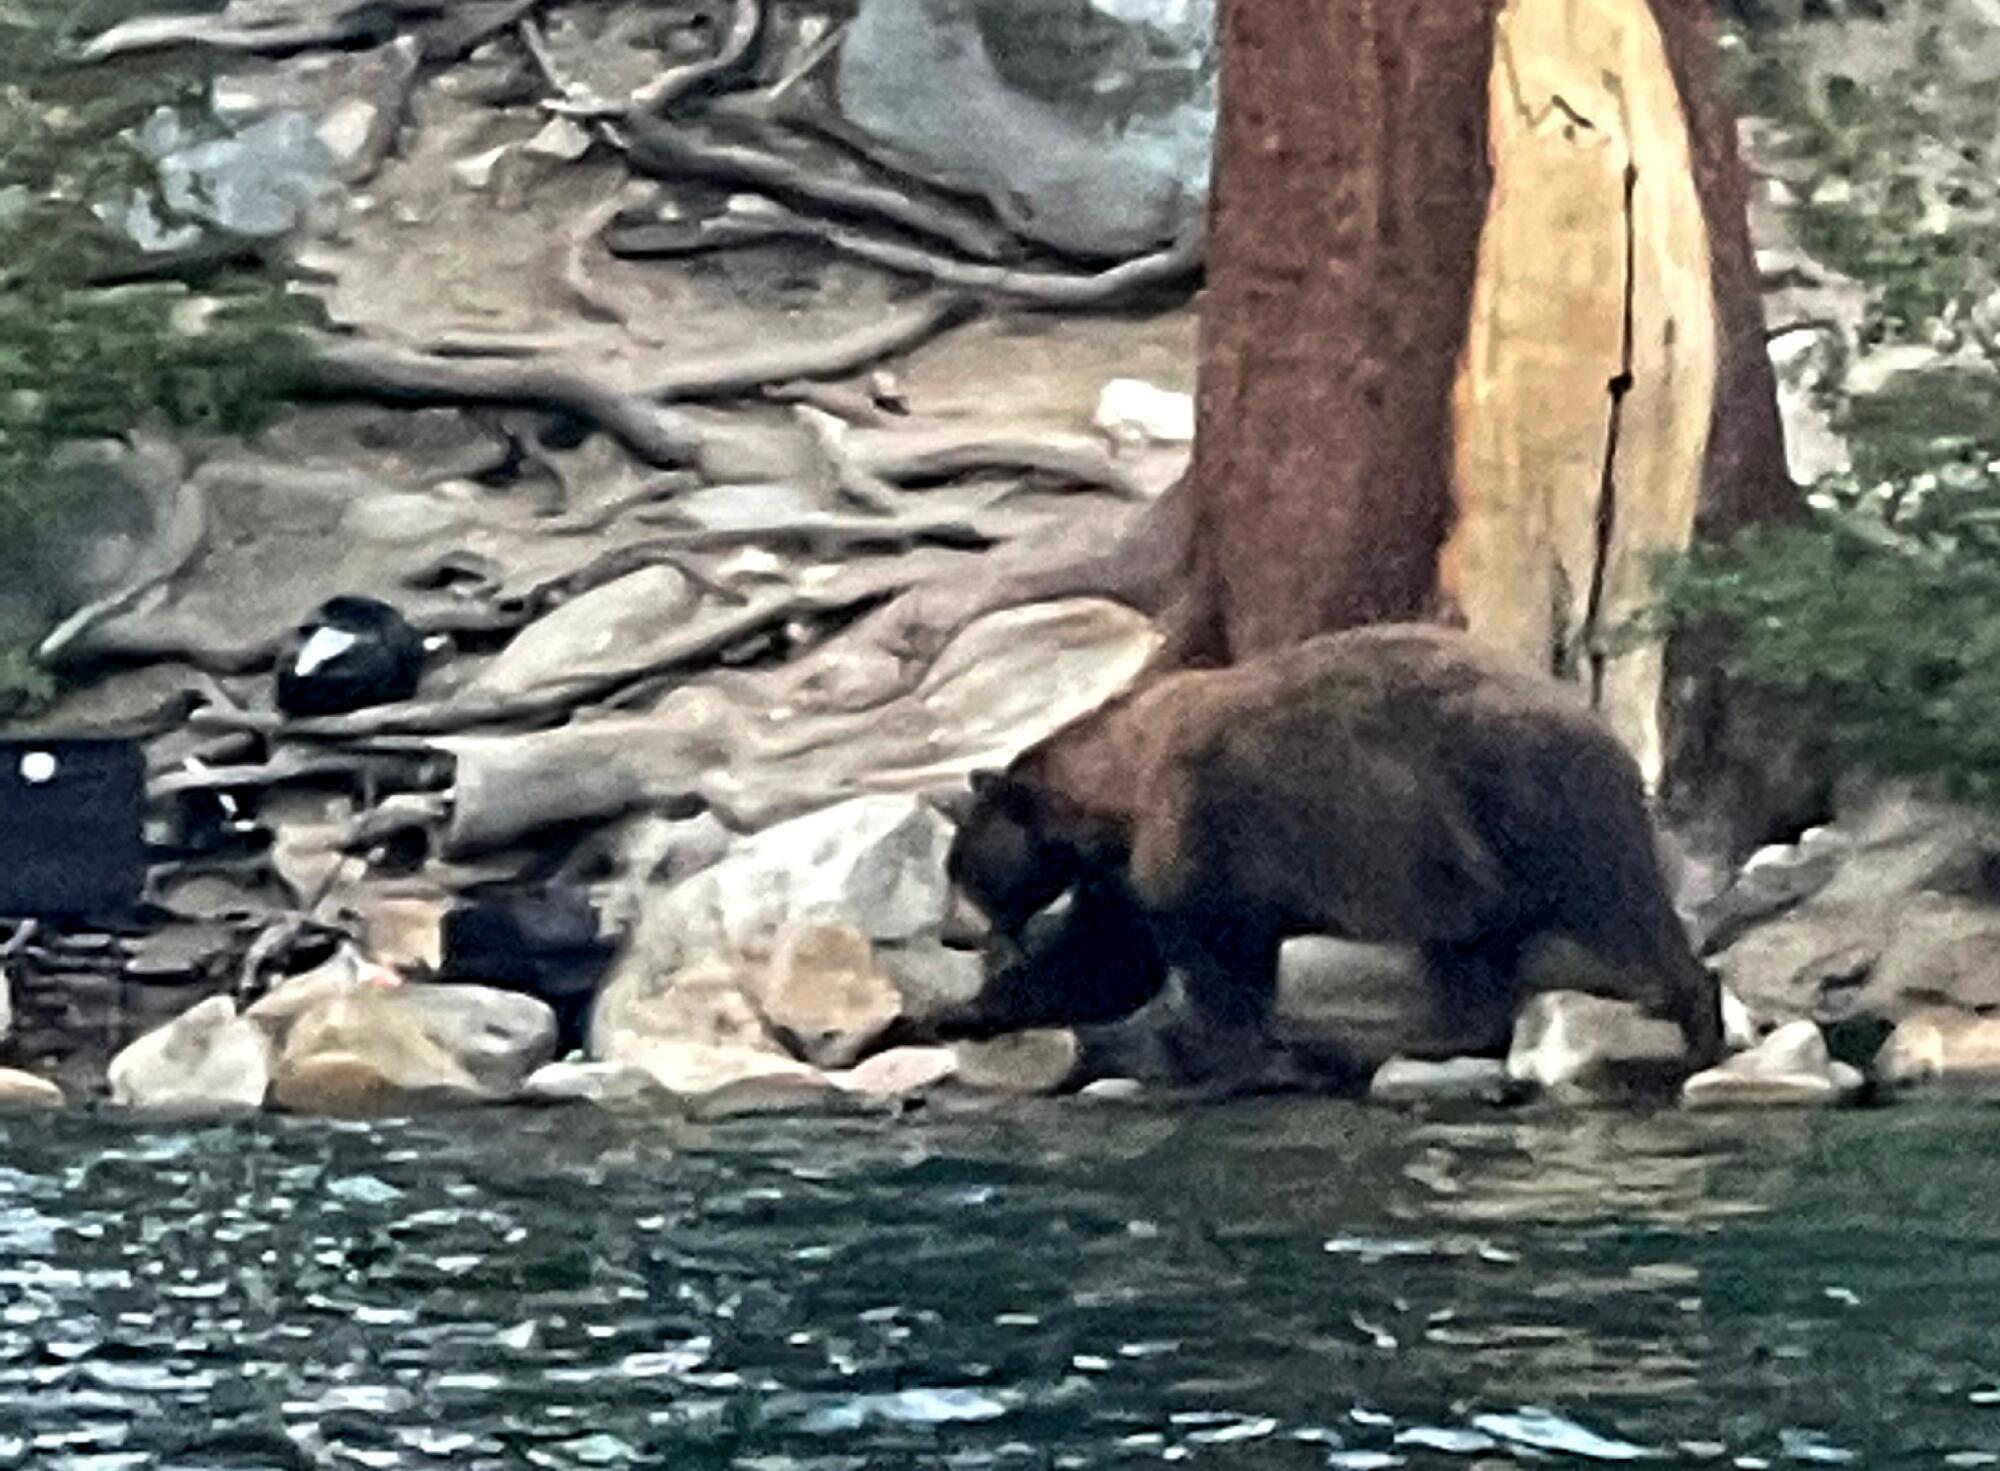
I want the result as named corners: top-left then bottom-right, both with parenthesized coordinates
top-left (966, 769), bottom-right (1042, 823)
top-left (968, 769), bottom-right (1005, 798)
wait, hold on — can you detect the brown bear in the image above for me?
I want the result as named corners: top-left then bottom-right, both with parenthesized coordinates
top-left (925, 622), bottom-right (1722, 1084)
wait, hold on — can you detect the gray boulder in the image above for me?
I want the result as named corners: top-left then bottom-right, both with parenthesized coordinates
top-left (836, 0), bottom-right (1213, 257)
top-left (109, 995), bottom-right (272, 1116)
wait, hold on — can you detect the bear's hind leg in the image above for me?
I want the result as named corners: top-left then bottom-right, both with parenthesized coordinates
top-left (1148, 903), bottom-right (1306, 1090)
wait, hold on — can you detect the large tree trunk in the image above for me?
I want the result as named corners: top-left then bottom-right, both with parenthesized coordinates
top-left (1179, 0), bottom-right (1802, 852)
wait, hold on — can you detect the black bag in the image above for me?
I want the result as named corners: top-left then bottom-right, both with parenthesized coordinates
top-left (0, 738), bottom-right (147, 919)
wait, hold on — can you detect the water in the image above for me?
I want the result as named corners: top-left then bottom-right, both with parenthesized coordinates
top-left (3, 1100), bottom-right (2000, 1469)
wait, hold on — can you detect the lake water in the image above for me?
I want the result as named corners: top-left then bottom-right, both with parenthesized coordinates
top-left (3, 1099), bottom-right (1998, 1469)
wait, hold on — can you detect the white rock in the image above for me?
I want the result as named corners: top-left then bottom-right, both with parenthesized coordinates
top-left (0, 1068), bottom-right (64, 1110)
top-left (1505, 991), bottom-right (1686, 1092)
top-left (524, 116), bottom-right (595, 162)
top-left (1721, 986), bottom-right (1761, 1053)
top-left (591, 797), bottom-right (954, 1058)
top-left (1093, 378), bottom-right (1195, 445)
top-left (615, 1040), bottom-right (823, 1098)
top-left (521, 1060), bottom-right (671, 1108)
top-left (1682, 1019), bottom-right (1863, 1108)
top-left (451, 144), bottom-right (511, 190)
top-left (831, 1046), bottom-right (959, 1099)
top-left (109, 995), bottom-right (272, 1116)
top-left (0, 965), bottom-right (12, 1046)
top-left (1369, 1055), bottom-right (1515, 1106)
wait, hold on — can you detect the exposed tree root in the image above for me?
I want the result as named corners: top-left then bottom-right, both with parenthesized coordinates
top-left (81, 0), bottom-right (535, 61)
top-left (198, 566), bottom-right (924, 741)
top-left (644, 293), bottom-right (976, 400)
top-left (610, 208), bottom-right (1202, 309)
top-left (36, 439), bottom-right (205, 670)
top-left (297, 336), bottom-right (705, 467)
top-left (620, 117), bottom-right (1016, 262)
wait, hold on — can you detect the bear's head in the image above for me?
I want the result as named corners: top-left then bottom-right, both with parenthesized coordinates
top-left (945, 771), bottom-right (1095, 936)
top-left (941, 771), bottom-right (1167, 1032)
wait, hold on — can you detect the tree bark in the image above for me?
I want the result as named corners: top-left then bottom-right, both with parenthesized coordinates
top-left (1171, 0), bottom-right (1803, 855)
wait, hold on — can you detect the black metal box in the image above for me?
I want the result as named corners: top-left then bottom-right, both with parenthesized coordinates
top-left (0, 738), bottom-right (146, 919)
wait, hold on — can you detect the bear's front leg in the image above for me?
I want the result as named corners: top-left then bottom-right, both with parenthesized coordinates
top-left (1145, 902), bottom-right (1301, 1091)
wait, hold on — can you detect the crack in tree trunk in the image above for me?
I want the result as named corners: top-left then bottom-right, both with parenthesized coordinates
top-left (1584, 156), bottom-right (1640, 708)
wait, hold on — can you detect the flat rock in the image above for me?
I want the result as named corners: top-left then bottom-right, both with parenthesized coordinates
top-left (521, 1060), bottom-right (673, 1109)
top-left (0, 1068), bottom-right (65, 1110)
top-left (470, 565), bottom-right (699, 700)
top-left (612, 1039), bottom-right (824, 1099)
top-left (1369, 1056), bottom-right (1519, 1107)
top-left (1876, 1009), bottom-right (2000, 1093)
top-left (831, 1046), bottom-right (959, 1099)
top-left (1506, 991), bottom-right (1687, 1094)
top-left (109, 995), bottom-right (272, 1116)
top-left (686, 1072), bottom-right (867, 1122)
top-left (1683, 1020), bottom-right (1864, 1108)
top-left (271, 1051), bottom-right (484, 1117)
top-left (952, 1030), bottom-right (1081, 1094)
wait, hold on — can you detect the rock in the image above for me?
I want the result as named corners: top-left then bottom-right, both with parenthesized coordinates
top-left (1814, 788), bottom-right (2000, 908)
top-left (619, 1041), bottom-right (823, 1099)
top-left (1276, 937), bottom-right (1515, 1072)
top-left (1682, 1020), bottom-right (1863, 1108)
top-left (836, 0), bottom-right (1213, 257)
top-left (1693, 828), bottom-right (1849, 952)
top-left (359, 893), bottom-right (447, 971)
top-left (451, 144), bottom-right (511, 190)
top-left (1079, 1077), bottom-right (1146, 1102)
top-left (685, 1072), bottom-right (863, 1122)
top-left (0, 1069), bottom-right (65, 1110)
top-left (1718, 895), bottom-right (2000, 1040)
top-left (0, 965), bottom-right (11, 1046)
top-left (1721, 985), bottom-right (1762, 1053)
top-left (108, 995), bottom-right (272, 1116)
top-left (270, 983), bottom-right (557, 1114)
top-left (739, 924), bottom-right (904, 1065)
top-left (1876, 1010), bottom-right (2000, 1093)
top-left (1505, 991), bottom-right (1688, 1094)
top-left (594, 953), bottom-right (789, 1078)
top-left (521, 1060), bottom-right (672, 1109)
top-left (953, 1030), bottom-right (1081, 1094)
top-left (1093, 378), bottom-right (1195, 446)
top-left (591, 797), bottom-right (954, 1054)
top-left (133, 107), bottom-right (337, 239)
top-left (1369, 1056), bottom-right (1519, 1107)
top-left (244, 947), bottom-right (377, 1048)
top-left (831, 1046), bottom-right (959, 1099)
top-left (386, 984), bottom-right (560, 1093)
top-left (523, 116), bottom-right (595, 163)
top-left (469, 566), bottom-right (699, 700)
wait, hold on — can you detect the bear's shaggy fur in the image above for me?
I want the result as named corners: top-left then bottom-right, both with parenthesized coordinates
top-left (943, 622), bottom-right (1722, 1077)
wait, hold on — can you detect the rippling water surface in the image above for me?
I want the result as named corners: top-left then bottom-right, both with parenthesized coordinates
top-left (3, 1098), bottom-right (1999, 1469)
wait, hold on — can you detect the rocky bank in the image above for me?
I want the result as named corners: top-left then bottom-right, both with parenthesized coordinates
top-left (8, 0), bottom-right (2000, 1120)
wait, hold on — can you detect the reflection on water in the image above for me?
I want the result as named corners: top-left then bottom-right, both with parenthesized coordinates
top-left (1, 1099), bottom-right (1997, 1468)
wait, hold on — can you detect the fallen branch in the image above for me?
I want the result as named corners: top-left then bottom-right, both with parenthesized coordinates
top-left (297, 336), bottom-right (704, 467)
top-left (611, 208), bottom-right (1202, 310)
top-left (621, 117), bottom-right (1015, 262)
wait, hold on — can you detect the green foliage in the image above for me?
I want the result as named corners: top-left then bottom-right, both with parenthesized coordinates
top-left (0, 0), bottom-right (312, 706)
top-left (1636, 9), bottom-right (2000, 804)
